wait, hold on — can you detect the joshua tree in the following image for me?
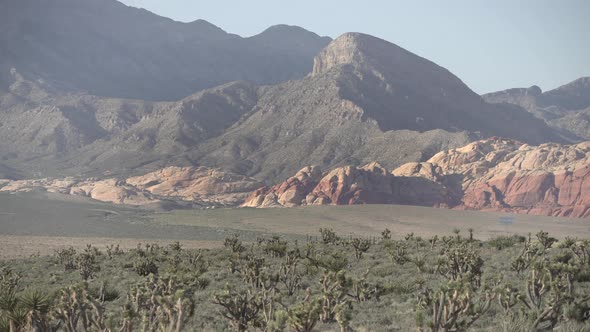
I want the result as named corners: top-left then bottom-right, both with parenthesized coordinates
top-left (319, 228), bottom-right (340, 245)
top-left (126, 275), bottom-right (194, 332)
top-left (213, 286), bottom-right (262, 332)
top-left (279, 249), bottom-right (303, 296)
top-left (75, 245), bottom-right (101, 281)
top-left (350, 238), bottom-right (371, 260)
top-left (52, 285), bottom-right (107, 332)
top-left (55, 247), bottom-right (77, 271)
top-left (224, 234), bottom-right (245, 253)
top-left (418, 280), bottom-right (494, 332)
top-left (435, 240), bottom-right (483, 287)
top-left (381, 228), bottom-right (392, 241)
top-left (288, 294), bottom-right (321, 332)
top-left (319, 270), bottom-right (351, 322)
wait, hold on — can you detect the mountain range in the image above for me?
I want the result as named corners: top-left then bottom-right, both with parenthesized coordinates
top-left (483, 78), bottom-right (590, 141)
top-left (0, 0), bottom-right (588, 218)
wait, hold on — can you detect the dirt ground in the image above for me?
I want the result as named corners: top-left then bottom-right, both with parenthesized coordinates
top-left (0, 235), bottom-right (222, 259)
top-left (1, 191), bottom-right (589, 259)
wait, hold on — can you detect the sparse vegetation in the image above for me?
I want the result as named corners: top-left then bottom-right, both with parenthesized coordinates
top-left (3, 229), bottom-right (590, 331)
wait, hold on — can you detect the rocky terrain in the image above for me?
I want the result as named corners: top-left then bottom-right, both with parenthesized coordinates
top-left (483, 77), bottom-right (590, 140)
top-left (0, 0), bottom-right (587, 218)
top-left (0, 166), bottom-right (261, 207)
top-left (0, 70), bottom-right (259, 179)
top-left (0, 0), bottom-right (330, 101)
top-left (1, 31), bottom-right (567, 182)
top-left (193, 33), bottom-right (563, 182)
top-left (244, 138), bottom-right (590, 218)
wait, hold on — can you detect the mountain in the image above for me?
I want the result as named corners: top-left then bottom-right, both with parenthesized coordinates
top-left (192, 33), bottom-right (564, 182)
top-left (244, 138), bottom-right (590, 219)
top-left (483, 77), bottom-right (590, 140)
top-left (0, 32), bottom-right (566, 182)
top-left (0, 0), bottom-right (331, 100)
top-left (0, 69), bottom-right (259, 178)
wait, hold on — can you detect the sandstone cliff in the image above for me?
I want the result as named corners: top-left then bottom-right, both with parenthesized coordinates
top-left (0, 166), bottom-right (261, 207)
top-left (243, 138), bottom-right (590, 218)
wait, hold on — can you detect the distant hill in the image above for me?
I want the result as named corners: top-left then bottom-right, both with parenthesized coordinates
top-left (0, 0), bottom-right (331, 101)
top-left (483, 77), bottom-right (590, 140)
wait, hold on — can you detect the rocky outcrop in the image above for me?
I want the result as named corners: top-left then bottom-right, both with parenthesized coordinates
top-left (243, 138), bottom-right (590, 219)
top-left (243, 163), bottom-right (398, 207)
top-left (243, 162), bottom-right (452, 208)
top-left (126, 166), bottom-right (262, 206)
top-left (0, 166), bottom-right (262, 207)
top-left (307, 162), bottom-right (396, 205)
top-left (427, 138), bottom-right (590, 218)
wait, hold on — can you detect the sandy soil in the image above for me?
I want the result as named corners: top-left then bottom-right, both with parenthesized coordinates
top-left (2, 192), bottom-right (589, 259)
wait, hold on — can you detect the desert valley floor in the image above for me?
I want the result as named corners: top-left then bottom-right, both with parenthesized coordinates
top-left (1, 191), bottom-right (588, 259)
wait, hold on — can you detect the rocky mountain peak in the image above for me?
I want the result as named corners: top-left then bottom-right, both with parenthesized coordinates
top-left (312, 32), bottom-right (399, 76)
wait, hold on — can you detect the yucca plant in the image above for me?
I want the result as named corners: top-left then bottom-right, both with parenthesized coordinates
top-left (20, 289), bottom-right (51, 332)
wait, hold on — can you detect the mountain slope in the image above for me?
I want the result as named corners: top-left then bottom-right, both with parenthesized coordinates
top-left (0, 31), bottom-right (569, 183)
top-left (0, 0), bottom-right (331, 100)
top-left (483, 77), bottom-right (590, 140)
top-left (192, 33), bottom-right (564, 182)
top-left (0, 69), bottom-right (259, 178)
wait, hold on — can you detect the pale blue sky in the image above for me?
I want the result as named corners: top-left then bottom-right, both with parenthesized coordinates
top-left (120, 0), bottom-right (590, 94)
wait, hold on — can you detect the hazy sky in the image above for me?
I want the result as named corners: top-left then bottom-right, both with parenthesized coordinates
top-left (119, 0), bottom-right (590, 94)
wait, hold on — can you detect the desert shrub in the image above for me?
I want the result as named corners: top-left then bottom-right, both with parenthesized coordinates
top-left (536, 230), bottom-right (558, 250)
top-left (133, 257), bottom-right (158, 276)
top-left (388, 241), bottom-right (410, 265)
top-left (418, 280), bottom-right (494, 331)
top-left (319, 228), bottom-right (339, 245)
top-left (488, 234), bottom-right (526, 250)
top-left (89, 281), bottom-right (119, 302)
top-left (436, 239), bottom-right (484, 287)
top-left (55, 247), bottom-right (77, 271)
top-left (75, 245), bottom-right (101, 281)
top-left (350, 237), bottom-right (371, 260)
top-left (381, 228), bottom-right (392, 240)
top-left (288, 296), bottom-right (322, 332)
top-left (261, 236), bottom-right (288, 258)
top-left (105, 244), bottom-right (123, 259)
top-left (224, 234), bottom-right (245, 253)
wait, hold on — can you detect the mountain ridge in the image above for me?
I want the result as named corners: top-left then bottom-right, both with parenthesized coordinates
top-left (483, 77), bottom-right (590, 140)
top-left (0, 0), bottom-right (331, 101)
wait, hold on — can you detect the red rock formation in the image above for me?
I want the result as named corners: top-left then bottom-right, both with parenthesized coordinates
top-left (242, 166), bottom-right (322, 207)
top-left (0, 166), bottom-right (262, 206)
top-left (242, 138), bottom-right (590, 219)
top-left (427, 139), bottom-right (590, 218)
top-left (243, 163), bottom-right (400, 207)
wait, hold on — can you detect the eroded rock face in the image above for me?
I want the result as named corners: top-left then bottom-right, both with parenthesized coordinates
top-left (0, 166), bottom-right (262, 207)
top-left (243, 138), bottom-right (590, 218)
top-left (127, 166), bottom-right (262, 206)
top-left (307, 162), bottom-right (396, 205)
top-left (243, 163), bottom-right (399, 207)
top-left (427, 138), bottom-right (590, 217)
